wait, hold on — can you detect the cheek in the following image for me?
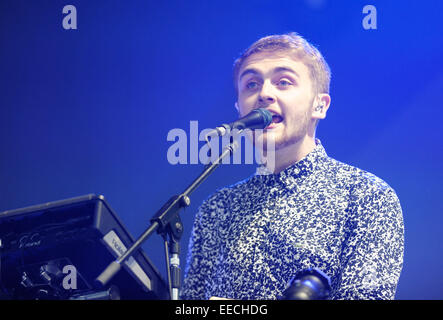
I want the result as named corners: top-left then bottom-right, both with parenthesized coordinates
top-left (237, 97), bottom-right (256, 116)
top-left (281, 92), bottom-right (314, 117)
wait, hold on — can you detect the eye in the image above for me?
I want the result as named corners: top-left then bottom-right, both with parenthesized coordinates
top-left (245, 81), bottom-right (259, 90)
top-left (277, 79), bottom-right (293, 87)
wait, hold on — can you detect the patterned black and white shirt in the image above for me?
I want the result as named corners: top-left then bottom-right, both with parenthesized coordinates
top-left (181, 139), bottom-right (404, 300)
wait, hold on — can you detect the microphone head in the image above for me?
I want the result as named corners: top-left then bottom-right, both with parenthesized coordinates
top-left (233, 108), bottom-right (273, 130)
top-left (254, 108), bottom-right (273, 128)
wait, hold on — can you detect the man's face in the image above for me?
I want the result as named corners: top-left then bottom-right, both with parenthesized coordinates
top-left (236, 50), bottom-right (318, 150)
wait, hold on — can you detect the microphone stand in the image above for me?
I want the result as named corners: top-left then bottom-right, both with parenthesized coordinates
top-left (95, 139), bottom-right (240, 299)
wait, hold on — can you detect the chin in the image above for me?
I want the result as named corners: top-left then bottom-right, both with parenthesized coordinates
top-left (252, 131), bottom-right (284, 152)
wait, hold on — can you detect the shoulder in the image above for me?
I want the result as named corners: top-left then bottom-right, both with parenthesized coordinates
top-left (323, 157), bottom-right (403, 226)
top-left (323, 156), bottom-right (397, 196)
top-left (196, 175), bottom-right (251, 217)
top-left (197, 172), bottom-right (267, 225)
top-left (320, 156), bottom-right (403, 223)
top-left (203, 174), bottom-right (256, 204)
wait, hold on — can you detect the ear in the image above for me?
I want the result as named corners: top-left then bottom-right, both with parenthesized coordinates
top-left (311, 93), bottom-right (331, 120)
top-left (234, 101), bottom-right (240, 115)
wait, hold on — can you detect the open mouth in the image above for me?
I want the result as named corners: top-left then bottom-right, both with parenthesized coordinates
top-left (266, 114), bottom-right (283, 129)
top-left (271, 114), bottom-right (284, 124)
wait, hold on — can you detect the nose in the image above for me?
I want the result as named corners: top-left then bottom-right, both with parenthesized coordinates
top-left (258, 81), bottom-right (276, 106)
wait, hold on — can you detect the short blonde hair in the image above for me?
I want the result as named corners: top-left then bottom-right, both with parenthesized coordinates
top-left (233, 32), bottom-right (331, 96)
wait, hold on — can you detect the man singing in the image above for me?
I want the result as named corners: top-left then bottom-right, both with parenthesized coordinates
top-left (181, 33), bottom-right (404, 300)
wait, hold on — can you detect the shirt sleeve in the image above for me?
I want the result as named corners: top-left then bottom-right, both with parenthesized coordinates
top-left (180, 192), bottom-right (223, 300)
top-left (332, 186), bottom-right (404, 300)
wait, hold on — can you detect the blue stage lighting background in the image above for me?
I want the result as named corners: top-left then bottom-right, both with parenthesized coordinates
top-left (1, 0), bottom-right (442, 299)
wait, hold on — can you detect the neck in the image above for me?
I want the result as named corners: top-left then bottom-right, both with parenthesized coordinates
top-left (263, 135), bottom-right (317, 174)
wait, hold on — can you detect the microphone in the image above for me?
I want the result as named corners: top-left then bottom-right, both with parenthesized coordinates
top-left (206, 108), bottom-right (273, 138)
top-left (280, 268), bottom-right (331, 300)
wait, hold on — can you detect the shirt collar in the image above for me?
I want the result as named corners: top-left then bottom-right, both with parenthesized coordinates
top-left (254, 138), bottom-right (328, 187)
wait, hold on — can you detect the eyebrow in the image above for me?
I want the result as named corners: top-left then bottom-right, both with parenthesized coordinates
top-left (239, 66), bottom-right (300, 81)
